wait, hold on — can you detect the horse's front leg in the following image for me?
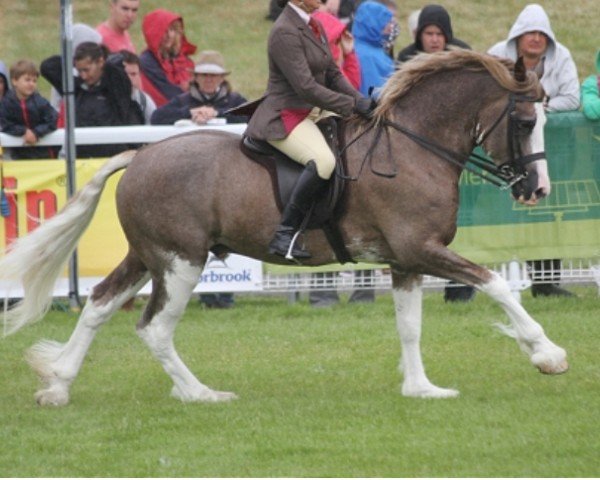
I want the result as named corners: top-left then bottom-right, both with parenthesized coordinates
top-left (391, 270), bottom-right (459, 398)
top-left (479, 270), bottom-right (568, 374)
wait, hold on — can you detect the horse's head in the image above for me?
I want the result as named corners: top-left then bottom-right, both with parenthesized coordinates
top-left (478, 57), bottom-right (550, 206)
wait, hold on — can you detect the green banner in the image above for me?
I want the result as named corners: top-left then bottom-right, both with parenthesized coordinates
top-left (453, 111), bottom-right (600, 263)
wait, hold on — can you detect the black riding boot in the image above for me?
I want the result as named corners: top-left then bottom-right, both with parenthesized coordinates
top-left (269, 161), bottom-right (327, 260)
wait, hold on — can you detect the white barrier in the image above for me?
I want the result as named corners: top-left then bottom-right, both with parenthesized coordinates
top-left (0, 124), bottom-right (246, 149)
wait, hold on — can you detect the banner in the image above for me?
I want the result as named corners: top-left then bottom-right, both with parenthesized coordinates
top-left (452, 111), bottom-right (600, 263)
top-left (0, 160), bottom-right (262, 292)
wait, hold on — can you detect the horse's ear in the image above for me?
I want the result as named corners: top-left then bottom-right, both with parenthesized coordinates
top-left (514, 56), bottom-right (527, 82)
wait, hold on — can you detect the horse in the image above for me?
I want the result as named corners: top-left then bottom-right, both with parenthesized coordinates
top-left (0, 50), bottom-right (567, 406)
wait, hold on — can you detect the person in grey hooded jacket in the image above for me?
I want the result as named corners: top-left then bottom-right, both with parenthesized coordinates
top-left (489, 3), bottom-right (578, 298)
top-left (487, 3), bottom-right (579, 112)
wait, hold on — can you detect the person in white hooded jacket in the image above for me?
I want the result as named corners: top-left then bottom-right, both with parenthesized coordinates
top-left (488, 4), bottom-right (578, 298)
top-left (488, 3), bottom-right (580, 112)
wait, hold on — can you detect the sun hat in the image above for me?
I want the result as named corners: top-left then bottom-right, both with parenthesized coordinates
top-left (193, 50), bottom-right (230, 75)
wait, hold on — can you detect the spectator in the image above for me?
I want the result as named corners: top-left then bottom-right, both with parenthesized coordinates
top-left (488, 4), bottom-right (579, 112)
top-left (41, 42), bottom-right (144, 158)
top-left (0, 60), bottom-right (58, 159)
top-left (96, 0), bottom-right (139, 53)
top-left (312, 10), bottom-right (360, 89)
top-left (488, 3), bottom-right (580, 298)
top-left (48, 23), bottom-right (103, 112)
top-left (0, 61), bottom-right (9, 101)
top-left (352, 1), bottom-right (395, 96)
top-left (139, 9), bottom-right (197, 107)
top-left (397, 4), bottom-right (470, 64)
top-left (581, 49), bottom-right (600, 121)
top-left (113, 50), bottom-right (157, 124)
top-left (151, 50), bottom-right (247, 125)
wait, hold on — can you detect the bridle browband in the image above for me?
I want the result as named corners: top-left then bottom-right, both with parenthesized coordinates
top-left (340, 93), bottom-right (545, 190)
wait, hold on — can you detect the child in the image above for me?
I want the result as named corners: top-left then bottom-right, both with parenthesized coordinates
top-left (0, 59), bottom-right (58, 159)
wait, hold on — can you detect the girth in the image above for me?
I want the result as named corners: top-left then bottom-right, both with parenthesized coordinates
top-left (241, 118), bottom-right (355, 264)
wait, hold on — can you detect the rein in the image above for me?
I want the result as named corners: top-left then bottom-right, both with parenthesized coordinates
top-left (340, 94), bottom-right (544, 190)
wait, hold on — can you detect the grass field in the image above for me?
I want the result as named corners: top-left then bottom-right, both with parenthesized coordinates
top-left (0, 0), bottom-right (597, 99)
top-left (1, 288), bottom-right (598, 477)
top-left (1, 1), bottom-right (598, 477)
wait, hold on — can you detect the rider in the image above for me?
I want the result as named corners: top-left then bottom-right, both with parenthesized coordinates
top-left (245, 0), bottom-right (375, 261)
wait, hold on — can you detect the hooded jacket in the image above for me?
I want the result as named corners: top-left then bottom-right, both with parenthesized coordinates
top-left (139, 9), bottom-right (197, 107)
top-left (312, 11), bottom-right (361, 90)
top-left (352, 1), bottom-right (394, 96)
top-left (396, 4), bottom-right (470, 63)
top-left (488, 3), bottom-right (579, 112)
top-left (581, 50), bottom-right (600, 120)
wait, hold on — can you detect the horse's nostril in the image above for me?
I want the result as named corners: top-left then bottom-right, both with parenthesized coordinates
top-left (535, 188), bottom-right (547, 199)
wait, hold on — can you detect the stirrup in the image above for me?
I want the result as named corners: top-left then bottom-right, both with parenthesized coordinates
top-left (268, 228), bottom-right (311, 261)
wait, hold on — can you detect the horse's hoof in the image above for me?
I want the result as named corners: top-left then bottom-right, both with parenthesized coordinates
top-left (34, 388), bottom-right (70, 407)
top-left (171, 385), bottom-right (238, 403)
top-left (536, 359), bottom-right (569, 375)
top-left (402, 383), bottom-right (460, 399)
top-left (532, 349), bottom-right (569, 375)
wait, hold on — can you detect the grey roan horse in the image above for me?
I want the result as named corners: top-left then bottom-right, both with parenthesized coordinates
top-left (1, 50), bottom-right (567, 406)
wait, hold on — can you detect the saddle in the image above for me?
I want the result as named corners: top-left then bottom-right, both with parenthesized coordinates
top-left (241, 117), bottom-right (355, 264)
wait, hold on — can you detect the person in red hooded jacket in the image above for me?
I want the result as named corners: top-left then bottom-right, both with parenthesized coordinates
top-left (312, 10), bottom-right (361, 90)
top-left (139, 9), bottom-right (197, 107)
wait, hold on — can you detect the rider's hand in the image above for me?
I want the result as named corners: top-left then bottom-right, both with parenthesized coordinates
top-left (354, 97), bottom-right (377, 119)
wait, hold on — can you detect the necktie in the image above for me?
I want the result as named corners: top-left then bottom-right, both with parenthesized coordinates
top-left (308, 18), bottom-right (321, 41)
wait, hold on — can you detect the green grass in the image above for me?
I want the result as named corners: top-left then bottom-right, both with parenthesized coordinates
top-left (0, 0), bottom-right (597, 100)
top-left (1, 288), bottom-right (598, 477)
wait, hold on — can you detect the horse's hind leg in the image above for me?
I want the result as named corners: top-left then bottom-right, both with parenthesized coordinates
top-left (136, 255), bottom-right (236, 403)
top-left (28, 252), bottom-right (150, 406)
top-left (392, 270), bottom-right (459, 398)
top-left (478, 270), bottom-right (568, 374)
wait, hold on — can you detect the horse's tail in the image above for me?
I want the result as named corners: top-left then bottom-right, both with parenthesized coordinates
top-left (1, 150), bottom-right (136, 337)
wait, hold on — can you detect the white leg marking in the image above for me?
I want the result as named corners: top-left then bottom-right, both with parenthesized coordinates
top-left (393, 285), bottom-right (459, 398)
top-left (479, 271), bottom-right (568, 374)
top-left (137, 257), bottom-right (237, 403)
top-left (28, 273), bottom-right (150, 407)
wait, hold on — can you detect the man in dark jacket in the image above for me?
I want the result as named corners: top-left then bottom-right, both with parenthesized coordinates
top-left (397, 4), bottom-right (470, 64)
top-left (41, 42), bottom-right (143, 158)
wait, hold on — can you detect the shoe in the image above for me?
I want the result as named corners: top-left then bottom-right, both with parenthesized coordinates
top-left (268, 226), bottom-right (311, 259)
top-left (269, 161), bottom-right (327, 260)
top-left (444, 285), bottom-right (476, 302)
top-left (348, 290), bottom-right (375, 303)
top-left (531, 284), bottom-right (576, 298)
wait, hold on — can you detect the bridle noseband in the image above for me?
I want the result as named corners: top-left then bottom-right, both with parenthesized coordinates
top-left (468, 93), bottom-right (546, 189)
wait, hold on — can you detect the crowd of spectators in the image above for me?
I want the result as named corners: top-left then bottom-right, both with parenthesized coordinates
top-left (0, 1), bottom-right (597, 304)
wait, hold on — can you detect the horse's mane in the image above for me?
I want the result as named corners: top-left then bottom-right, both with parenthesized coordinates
top-left (375, 49), bottom-right (540, 119)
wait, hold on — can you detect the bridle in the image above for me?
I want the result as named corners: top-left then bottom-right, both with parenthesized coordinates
top-left (341, 93), bottom-right (545, 190)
